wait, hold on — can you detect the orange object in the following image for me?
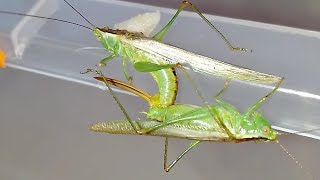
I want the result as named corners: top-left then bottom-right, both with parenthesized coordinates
top-left (0, 49), bottom-right (6, 68)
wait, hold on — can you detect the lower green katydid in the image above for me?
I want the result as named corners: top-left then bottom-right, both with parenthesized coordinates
top-left (87, 69), bottom-right (302, 174)
top-left (87, 70), bottom-right (315, 179)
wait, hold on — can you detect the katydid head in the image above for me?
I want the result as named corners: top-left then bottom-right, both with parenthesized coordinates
top-left (239, 112), bottom-right (277, 141)
top-left (93, 28), bottom-right (105, 41)
top-left (93, 27), bottom-right (121, 53)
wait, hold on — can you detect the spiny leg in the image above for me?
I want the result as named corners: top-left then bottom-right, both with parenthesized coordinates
top-left (82, 68), bottom-right (142, 133)
top-left (245, 78), bottom-right (284, 116)
top-left (153, 1), bottom-right (249, 52)
top-left (164, 138), bottom-right (201, 172)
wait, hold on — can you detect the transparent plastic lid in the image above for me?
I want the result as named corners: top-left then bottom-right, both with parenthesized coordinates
top-left (1, 0), bottom-right (320, 139)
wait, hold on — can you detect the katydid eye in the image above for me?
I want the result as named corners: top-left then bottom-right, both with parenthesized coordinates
top-left (262, 126), bottom-right (270, 133)
top-left (95, 34), bottom-right (102, 41)
top-left (94, 31), bottom-right (102, 41)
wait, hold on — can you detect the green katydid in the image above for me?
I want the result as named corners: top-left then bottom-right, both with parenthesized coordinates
top-left (0, 0), bottom-right (283, 109)
top-left (87, 70), bottom-right (314, 179)
top-left (89, 0), bottom-right (284, 107)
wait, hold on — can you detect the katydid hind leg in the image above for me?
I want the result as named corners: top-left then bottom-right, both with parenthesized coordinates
top-left (153, 1), bottom-right (249, 52)
top-left (245, 78), bottom-right (284, 116)
top-left (163, 138), bottom-right (201, 172)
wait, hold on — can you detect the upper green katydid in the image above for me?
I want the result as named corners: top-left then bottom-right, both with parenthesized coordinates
top-left (65, 0), bottom-right (283, 109)
top-left (0, 0), bottom-right (283, 111)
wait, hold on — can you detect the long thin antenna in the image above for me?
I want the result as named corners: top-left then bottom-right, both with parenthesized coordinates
top-left (0, 10), bottom-right (92, 30)
top-left (275, 140), bottom-right (314, 180)
top-left (63, 0), bottom-right (95, 27)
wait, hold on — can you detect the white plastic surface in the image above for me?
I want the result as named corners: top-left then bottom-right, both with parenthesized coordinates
top-left (1, 1), bottom-right (320, 138)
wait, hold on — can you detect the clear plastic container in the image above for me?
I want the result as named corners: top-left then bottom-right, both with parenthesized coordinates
top-left (1, 0), bottom-right (320, 140)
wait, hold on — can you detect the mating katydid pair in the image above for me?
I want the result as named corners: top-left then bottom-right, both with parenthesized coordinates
top-left (66, 0), bottom-right (312, 176)
top-left (75, 1), bottom-right (313, 177)
top-left (0, 0), bottom-right (316, 179)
